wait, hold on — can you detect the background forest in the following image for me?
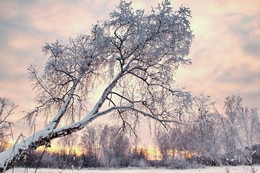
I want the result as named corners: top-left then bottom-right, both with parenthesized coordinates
top-left (1, 95), bottom-right (259, 169)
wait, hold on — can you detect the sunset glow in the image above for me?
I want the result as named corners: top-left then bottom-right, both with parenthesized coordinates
top-left (37, 145), bottom-right (84, 156)
top-left (36, 145), bottom-right (195, 161)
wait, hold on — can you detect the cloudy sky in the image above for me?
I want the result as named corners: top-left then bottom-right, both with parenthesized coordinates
top-left (0, 0), bottom-right (259, 138)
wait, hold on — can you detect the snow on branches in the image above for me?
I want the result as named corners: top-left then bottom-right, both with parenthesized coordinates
top-left (0, 1), bottom-right (193, 171)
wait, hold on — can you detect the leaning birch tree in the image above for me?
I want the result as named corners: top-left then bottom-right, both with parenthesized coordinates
top-left (0, 0), bottom-right (193, 171)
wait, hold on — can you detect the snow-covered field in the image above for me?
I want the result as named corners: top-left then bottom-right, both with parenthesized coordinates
top-left (5, 166), bottom-right (260, 173)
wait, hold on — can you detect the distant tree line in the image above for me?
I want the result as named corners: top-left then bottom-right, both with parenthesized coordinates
top-left (2, 95), bottom-right (260, 169)
top-left (155, 95), bottom-right (260, 166)
top-left (17, 124), bottom-right (150, 169)
top-left (0, 97), bottom-right (15, 153)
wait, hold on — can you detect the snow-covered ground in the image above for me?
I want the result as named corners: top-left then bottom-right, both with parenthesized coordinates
top-left (5, 166), bottom-right (260, 173)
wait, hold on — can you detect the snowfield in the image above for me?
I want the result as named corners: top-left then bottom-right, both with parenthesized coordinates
top-left (5, 166), bottom-right (260, 173)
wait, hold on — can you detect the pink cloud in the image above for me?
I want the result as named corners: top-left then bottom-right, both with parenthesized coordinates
top-left (8, 31), bottom-right (41, 49)
top-left (172, 0), bottom-right (260, 108)
top-left (22, 1), bottom-right (117, 37)
top-left (0, 1), bottom-right (18, 20)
